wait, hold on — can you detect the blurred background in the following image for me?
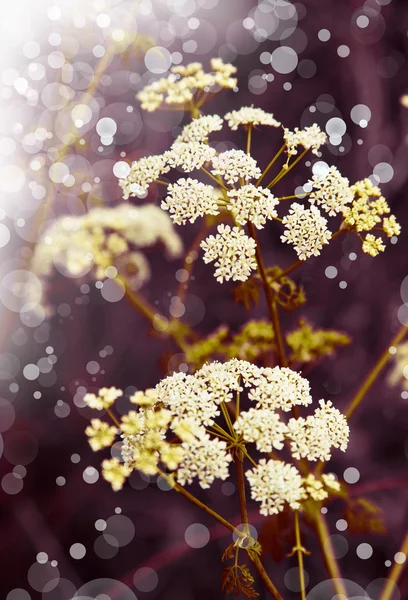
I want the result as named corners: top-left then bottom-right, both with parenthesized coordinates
top-left (1, 0), bottom-right (408, 598)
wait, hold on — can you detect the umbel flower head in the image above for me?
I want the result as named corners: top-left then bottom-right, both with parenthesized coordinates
top-left (136, 59), bottom-right (237, 112)
top-left (224, 106), bottom-right (281, 130)
top-left (341, 177), bottom-right (400, 256)
top-left (281, 203), bottom-right (332, 260)
top-left (84, 359), bottom-right (349, 516)
top-left (200, 224), bottom-right (257, 283)
top-left (31, 204), bottom-right (183, 312)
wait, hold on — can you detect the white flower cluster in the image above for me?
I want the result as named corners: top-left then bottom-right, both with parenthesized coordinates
top-left (226, 184), bottom-right (279, 229)
top-left (281, 203), bottom-right (332, 260)
top-left (119, 154), bottom-right (170, 199)
top-left (211, 150), bottom-right (262, 185)
top-left (248, 366), bottom-right (313, 411)
top-left (234, 408), bottom-right (287, 452)
top-left (224, 106), bottom-right (281, 130)
top-left (31, 204), bottom-right (183, 305)
top-left (246, 459), bottom-right (304, 515)
top-left (287, 400), bottom-right (349, 462)
top-left (284, 124), bottom-right (327, 156)
top-left (137, 60), bottom-right (237, 112)
top-left (307, 166), bottom-right (353, 216)
top-left (176, 114), bottom-right (224, 143)
top-left (108, 359), bottom-right (349, 512)
top-left (200, 224), bottom-right (257, 283)
top-left (166, 141), bottom-right (216, 172)
top-left (161, 178), bottom-right (220, 225)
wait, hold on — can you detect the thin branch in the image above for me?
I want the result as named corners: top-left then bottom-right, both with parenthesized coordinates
top-left (294, 511), bottom-right (307, 600)
top-left (201, 166), bottom-right (229, 190)
top-left (345, 323), bottom-right (408, 420)
top-left (313, 511), bottom-right (348, 597)
top-left (256, 145), bottom-right (285, 187)
top-left (380, 530), bottom-right (408, 600)
top-left (247, 223), bottom-right (287, 366)
top-left (267, 149), bottom-right (309, 190)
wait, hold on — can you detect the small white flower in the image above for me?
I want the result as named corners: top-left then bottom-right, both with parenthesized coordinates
top-left (177, 434), bottom-right (232, 489)
top-left (200, 224), bottom-right (257, 283)
top-left (248, 366), bottom-right (313, 411)
top-left (246, 459), bottom-right (304, 515)
top-left (225, 106), bottom-right (281, 130)
top-left (166, 142), bottom-right (216, 172)
top-left (308, 166), bottom-right (353, 216)
top-left (234, 408), bottom-right (288, 452)
top-left (177, 114), bottom-right (224, 143)
top-left (119, 155), bottom-right (170, 198)
top-left (227, 184), bottom-right (278, 229)
top-left (281, 203), bottom-right (332, 260)
top-left (284, 124), bottom-right (327, 156)
top-left (161, 178), bottom-right (220, 225)
top-left (211, 150), bottom-right (261, 186)
top-left (287, 399), bottom-right (349, 462)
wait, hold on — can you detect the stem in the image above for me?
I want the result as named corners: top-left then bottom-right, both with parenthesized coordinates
top-left (177, 221), bottom-right (210, 305)
top-left (314, 511), bottom-right (348, 597)
top-left (235, 387), bottom-right (241, 420)
top-left (221, 401), bottom-right (235, 436)
top-left (246, 125), bottom-right (252, 155)
top-left (256, 145), bottom-right (285, 187)
top-left (247, 223), bottom-right (287, 366)
top-left (201, 167), bottom-right (229, 190)
top-left (250, 555), bottom-right (285, 600)
top-left (380, 530), bottom-right (408, 600)
top-left (294, 512), bottom-right (307, 600)
top-left (235, 456), bottom-right (249, 526)
top-left (106, 407), bottom-right (121, 428)
top-left (235, 458), bottom-right (285, 600)
top-left (169, 477), bottom-right (238, 534)
top-left (267, 149), bottom-right (309, 190)
top-left (345, 323), bottom-right (408, 420)
top-left (278, 193), bottom-right (310, 201)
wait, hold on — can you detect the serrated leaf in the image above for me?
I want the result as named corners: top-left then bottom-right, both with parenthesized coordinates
top-left (233, 277), bottom-right (260, 310)
top-left (222, 564), bottom-right (259, 598)
top-left (222, 543), bottom-right (236, 562)
top-left (265, 266), bottom-right (306, 311)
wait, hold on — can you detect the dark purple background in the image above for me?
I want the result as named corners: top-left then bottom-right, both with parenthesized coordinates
top-left (1, 1), bottom-right (408, 598)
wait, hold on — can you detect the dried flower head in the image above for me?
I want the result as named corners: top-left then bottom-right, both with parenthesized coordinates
top-left (281, 203), bottom-right (332, 260)
top-left (224, 106), bottom-right (281, 130)
top-left (84, 387), bottom-right (123, 410)
top-left (86, 419), bottom-right (117, 451)
top-left (383, 215), bottom-right (401, 238)
top-left (362, 233), bottom-right (386, 257)
top-left (226, 185), bottom-right (279, 229)
top-left (200, 224), bottom-right (257, 283)
top-left (102, 458), bottom-right (132, 491)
